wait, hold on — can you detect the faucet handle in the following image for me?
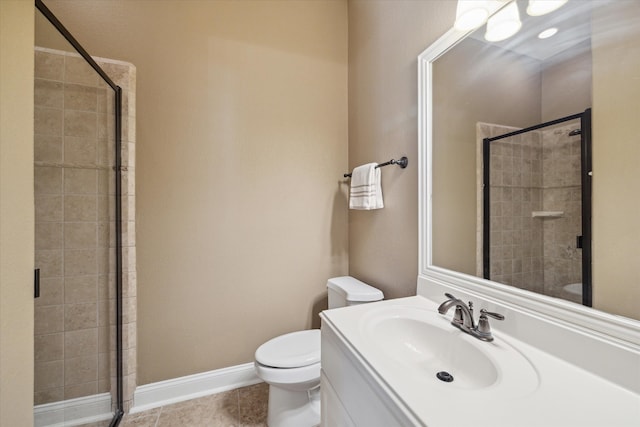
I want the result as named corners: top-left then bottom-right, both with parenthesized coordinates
top-left (475, 309), bottom-right (504, 341)
top-left (480, 309), bottom-right (504, 321)
top-left (444, 292), bottom-right (457, 300)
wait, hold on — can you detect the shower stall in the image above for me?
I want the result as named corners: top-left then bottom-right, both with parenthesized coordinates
top-left (481, 109), bottom-right (592, 307)
top-left (33, 1), bottom-right (137, 425)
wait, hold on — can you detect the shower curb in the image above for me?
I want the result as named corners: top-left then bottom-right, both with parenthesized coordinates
top-left (34, 393), bottom-right (113, 427)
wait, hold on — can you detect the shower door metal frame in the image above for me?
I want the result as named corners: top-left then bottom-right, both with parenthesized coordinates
top-left (483, 108), bottom-right (592, 308)
top-left (580, 109), bottom-right (592, 307)
top-left (34, 0), bottom-right (124, 424)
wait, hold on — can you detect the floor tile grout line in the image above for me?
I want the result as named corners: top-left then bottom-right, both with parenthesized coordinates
top-left (236, 388), bottom-right (241, 422)
top-left (153, 405), bottom-right (163, 427)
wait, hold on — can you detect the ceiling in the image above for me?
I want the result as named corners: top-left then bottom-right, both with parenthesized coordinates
top-left (469, 0), bottom-right (596, 63)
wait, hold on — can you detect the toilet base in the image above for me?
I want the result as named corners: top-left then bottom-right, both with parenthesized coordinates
top-left (266, 384), bottom-right (320, 427)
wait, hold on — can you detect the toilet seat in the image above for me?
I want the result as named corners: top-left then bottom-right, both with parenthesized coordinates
top-left (255, 329), bottom-right (320, 368)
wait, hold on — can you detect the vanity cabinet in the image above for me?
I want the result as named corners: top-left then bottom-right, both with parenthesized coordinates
top-left (320, 319), bottom-right (420, 427)
top-left (320, 372), bottom-right (355, 427)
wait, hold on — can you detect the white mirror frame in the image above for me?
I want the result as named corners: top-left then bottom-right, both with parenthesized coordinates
top-left (417, 27), bottom-right (640, 346)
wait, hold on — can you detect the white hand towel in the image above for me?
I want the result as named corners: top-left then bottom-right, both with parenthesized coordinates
top-left (349, 163), bottom-right (384, 210)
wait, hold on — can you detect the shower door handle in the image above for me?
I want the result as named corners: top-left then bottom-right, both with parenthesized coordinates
top-left (34, 268), bottom-right (40, 298)
top-left (576, 236), bottom-right (583, 249)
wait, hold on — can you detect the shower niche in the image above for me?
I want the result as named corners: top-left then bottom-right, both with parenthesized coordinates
top-left (477, 109), bottom-right (592, 306)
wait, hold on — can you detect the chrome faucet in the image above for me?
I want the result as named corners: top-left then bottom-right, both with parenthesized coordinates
top-left (437, 293), bottom-right (475, 330)
top-left (437, 293), bottom-right (504, 342)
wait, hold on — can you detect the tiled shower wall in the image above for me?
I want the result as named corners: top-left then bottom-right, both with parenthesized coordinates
top-left (540, 123), bottom-right (582, 301)
top-left (33, 47), bottom-right (136, 410)
top-left (477, 123), bottom-right (545, 294)
top-left (477, 122), bottom-right (582, 303)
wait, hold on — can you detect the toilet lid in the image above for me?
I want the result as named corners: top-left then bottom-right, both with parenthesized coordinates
top-left (255, 329), bottom-right (320, 368)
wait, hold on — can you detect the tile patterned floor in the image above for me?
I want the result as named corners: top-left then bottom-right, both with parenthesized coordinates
top-left (119, 382), bottom-right (268, 427)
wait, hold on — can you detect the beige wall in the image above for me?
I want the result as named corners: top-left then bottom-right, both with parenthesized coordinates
top-left (591, 1), bottom-right (640, 320)
top-left (44, 0), bottom-right (348, 384)
top-left (347, 0), bottom-right (455, 298)
top-left (0, 1), bottom-right (35, 425)
top-left (541, 42), bottom-right (592, 122)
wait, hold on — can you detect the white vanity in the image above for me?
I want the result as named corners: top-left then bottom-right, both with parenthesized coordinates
top-left (321, 2), bottom-right (640, 425)
top-left (320, 291), bottom-right (640, 426)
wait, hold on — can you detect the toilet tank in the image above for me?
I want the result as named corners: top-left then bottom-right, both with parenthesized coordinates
top-left (327, 276), bottom-right (384, 309)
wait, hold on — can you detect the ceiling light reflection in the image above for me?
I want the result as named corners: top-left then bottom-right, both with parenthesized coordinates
top-left (538, 27), bottom-right (559, 39)
top-left (527, 0), bottom-right (569, 17)
top-left (485, 1), bottom-right (522, 42)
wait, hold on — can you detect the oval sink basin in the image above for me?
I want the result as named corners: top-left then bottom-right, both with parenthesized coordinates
top-left (371, 316), bottom-right (498, 389)
top-left (359, 305), bottom-right (539, 396)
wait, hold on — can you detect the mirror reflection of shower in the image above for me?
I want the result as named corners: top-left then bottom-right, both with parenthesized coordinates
top-left (480, 109), bottom-right (592, 307)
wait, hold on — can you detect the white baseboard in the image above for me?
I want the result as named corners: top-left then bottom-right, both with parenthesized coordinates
top-left (34, 393), bottom-right (113, 427)
top-left (33, 364), bottom-right (261, 425)
top-left (130, 362), bottom-right (261, 414)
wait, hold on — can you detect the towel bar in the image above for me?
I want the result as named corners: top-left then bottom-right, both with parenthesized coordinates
top-left (344, 156), bottom-right (408, 178)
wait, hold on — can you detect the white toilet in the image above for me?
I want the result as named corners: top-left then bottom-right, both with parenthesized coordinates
top-left (254, 276), bottom-right (384, 427)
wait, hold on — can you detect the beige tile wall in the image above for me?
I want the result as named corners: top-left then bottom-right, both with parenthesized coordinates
top-left (96, 56), bottom-right (137, 412)
top-left (478, 123), bottom-right (544, 293)
top-left (541, 122), bottom-right (582, 302)
top-left (33, 47), bottom-right (136, 410)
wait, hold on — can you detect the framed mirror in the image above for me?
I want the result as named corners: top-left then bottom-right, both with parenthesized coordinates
top-left (418, 0), bottom-right (639, 340)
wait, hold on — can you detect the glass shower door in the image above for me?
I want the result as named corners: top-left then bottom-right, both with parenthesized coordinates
top-left (482, 110), bottom-right (592, 307)
top-left (34, 3), bottom-right (121, 425)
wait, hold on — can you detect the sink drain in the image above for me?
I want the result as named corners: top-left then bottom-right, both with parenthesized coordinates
top-left (436, 371), bottom-right (454, 382)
